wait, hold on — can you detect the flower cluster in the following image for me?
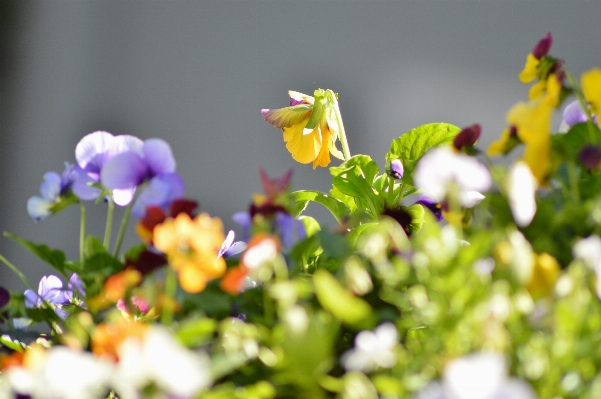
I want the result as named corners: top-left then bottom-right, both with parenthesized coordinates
top-left (3, 31), bottom-right (601, 399)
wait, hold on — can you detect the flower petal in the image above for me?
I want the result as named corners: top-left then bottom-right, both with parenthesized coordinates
top-left (582, 67), bottom-right (601, 115)
top-left (39, 172), bottom-right (62, 201)
top-left (27, 196), bottom-right (53, 221)
top-left (71, 166), bottom-right (102, 201)
top-left (262, 105), bottom-right (312, 129)
top-left (143, 139), bottom-right (177, 176)
top-left (132, 173), bottom-right (185, 217)
top-left (101, 152), bottom-right (148, 189)
top-left (283, 121), bottom-right (321, 164)
top-left (75, 131), bottom-right (116, 177)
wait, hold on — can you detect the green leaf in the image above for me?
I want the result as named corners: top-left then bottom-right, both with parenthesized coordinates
top-left (4, 232), bottom-right (67, 275)
top-left (289, 190), bottom-right (348, 223)
top-left (386, 123), bottom-right (461, 187)
top-left (84, 235), bottom-right (107, 258)
top-left (176, 317), bottom-right (218, 347)
top-left (332, 166), bottom-right (382, 217)
top-left (553, 122), bottom-right (601, 161)
top-left (313, 269), bottom-right (372, 326)
top-left (406, 203), bottom-right (426, 235)
top-left (330, 155), bottom-right (379, 186)
top-left (299, 215), bottom-right (321, 237)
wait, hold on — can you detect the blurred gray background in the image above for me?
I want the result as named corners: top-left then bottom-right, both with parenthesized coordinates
top-left (1, 1), bottom-right (600, 291)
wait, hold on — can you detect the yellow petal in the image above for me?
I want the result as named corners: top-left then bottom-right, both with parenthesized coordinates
top-left (582, 67), bottom-right (601, 115)
top-left (523, 134), bottom-right (550, 184)
top-left (518, 53), bottom-right (540, 84)
top-left (525, 253), bottom-right (560, 297)
top-left (262, 105), bottom-right (312, 129)
top-left (506, 100), bottom-right (551, 143)
top-left (487, 128), bottom-right (512, 156)
top-left (283, 119), bottom-right (322, 164)
top-left (528, 80), bottom-right (546, 101)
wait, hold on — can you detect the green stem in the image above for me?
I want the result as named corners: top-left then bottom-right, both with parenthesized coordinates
top-left (328, 89), bottom-right (352, 161)
top-left (387, 176), bottom-right (395, 208)
top-left (112, 201), bottom-right (133, 258)
top-left (273, 255), bottom-right (289, 282)
top-left (0, 253), bottom-right (36, 292)
top-left (103, 196), bottom-right (115, 250)
top-left (161, 267), bottom-right (178, 326)
top-left (79, 202), bottom-right (86, 269)
top-left (567, 160), bottom-right (581, 203)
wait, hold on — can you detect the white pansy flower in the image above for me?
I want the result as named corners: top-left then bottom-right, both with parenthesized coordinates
top-left (414, 147), bottom-right (491, 208)
top-left (573, 235), bottom-right (601, 298)
top-left (507, 161), bottom-right (538, 227)
top-left (415, 352), bottom-right (535, 399)
top-left (112, 325), bottom-right (212, 399)
top-left (341, 323), bottom-right (398, 372)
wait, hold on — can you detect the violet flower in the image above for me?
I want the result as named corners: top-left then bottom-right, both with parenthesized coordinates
top-left (389, 159), bottom-right (404, 180)
top-left (100, 138), bottom-right (183, 217)
top-left (219, 230), bottom-right (247, 258)
top-left (24, 274), bottom-right (82, 320)
top-left (27, 163), bottom-right (77, 221)
top-left (414, 197), bottom-right (443, 221)
top-left (74, 131), bottom-right (144, 205)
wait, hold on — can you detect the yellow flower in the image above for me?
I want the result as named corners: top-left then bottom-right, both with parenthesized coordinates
top-left (262, 89), bottom-right (344, 168)
top-left (582, 67), bottom-right (601, 115)
top-left (519, 53), bottom-right (541, 84)
top-left (505, 99), bottom-right (553, 184)
top-left (153, 213), bottom-right (226, 293)
top-left (525, 253), bottom-right (560, 298)
top-left (487, 127), bottom-right (516, 156)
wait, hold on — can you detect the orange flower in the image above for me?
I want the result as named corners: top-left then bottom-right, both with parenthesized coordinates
top-left (88, 268), bottom-right (142, 311)
top-left (153, 213), bottom-right (226, 293)
top-left (91, 319), bottom-right (148, 362)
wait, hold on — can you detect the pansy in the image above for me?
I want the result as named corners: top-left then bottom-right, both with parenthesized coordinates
top-left (415, 352), bottom-right (536, 399)
top-left (219, 230), bottom-right (247, 258)
top-left (27, 163), bottom-right (77, 221)
top-left (153, 212), bottom-right (226, 293)
top-left (414, 197), bottom-right (443, 221)
top-left (262, 89), bottom-right (344, 168)
top-left (573, 235), bottom-right (601, 299)
top-left (24, 275), bottom-right (79, 320)
top-left (100, 138), bottom-right (183, 217)
top-left (560, 100), bottom-right (590, 132)
top-left (74, 131), bottom-right (144, 205)
top-left (341, 323), bottom-right (398, 372)
top-left (0, 286), bottom-right (9, 309)
top-left (388, 159), bottom-right (404, 179)
top-left (413, 146), bottom-right (491, 208)
top-left (582, 67), bottom-right (601, 116)
top-left (518, 32), bottom-right (553, 84)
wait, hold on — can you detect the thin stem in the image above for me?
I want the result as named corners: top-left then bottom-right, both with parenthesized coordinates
top-left (79, 202), bottom-right (86, 269)
top-left (161, 267), bottom-right (178, 326)
top-left (328, 90), bottom-right (352, 161)
top-left (0, 253), bottom-right (36, 292)
top-left (103, 196), bottom-right (115, 250)
top-left (112, 201), bottom-right (133, 258)
top-left (567, 160), bottom-right (581, 203)
top-left (387, 176), bottom-right (395, 208)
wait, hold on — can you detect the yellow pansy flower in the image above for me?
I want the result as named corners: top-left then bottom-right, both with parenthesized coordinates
top-left (262, 89), bottom-right (344, 168)
top-left (153, 213), bottom-right (226, 293)
top-left (582, 67), bottom-right (601, 115)
top-left (518, 32), bottom-right (553, 84)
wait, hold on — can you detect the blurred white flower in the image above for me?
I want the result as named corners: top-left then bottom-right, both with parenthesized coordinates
top-left (415, 352), bottom-right (536, 399)
top-left (1, 346), bottom-right (112, 399)
top-left (573, 235), bottom-right (601, 298)
top-left (112, 325), bottom-right (212, 399)
top-left (506, 161), bottom-right (538, 227)
top-left (341, 322), bottom-right (398, 372)
top-left (414, 147), bottom-right (491, 208)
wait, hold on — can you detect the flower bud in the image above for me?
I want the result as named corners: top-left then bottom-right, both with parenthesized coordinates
top-left (453, 124), bottom-right (481, 151)
top-left (389, 159), bottom-right (404, 179)
top-left (579, 145), bottom-right (601, 170)
top-left (532, 32), bottom-right (553, 60)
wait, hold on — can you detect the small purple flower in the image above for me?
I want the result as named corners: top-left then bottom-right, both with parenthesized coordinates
top-left (580, 145), bottom-right (601, 170)
top-left (275, 212), bottom-right (306, 249)
top-left (74, 131), bottom-right (144, 205)
top-left (100, 138), bottom-right (182, 215)
top-left (389, 159), bottom-right (404, 180)
top-left (563, 100), bottom-right (589, 128)
top-left (27, 163), bottom-right (76, 221)
top-left (24, 274), bottom-right (82, 320)
top-left (233, 212), bottom-right (252, 242)
top-left (219, 230), bottom-right (247, 258)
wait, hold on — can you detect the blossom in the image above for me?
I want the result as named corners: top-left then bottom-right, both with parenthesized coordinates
top-left (262, 89), bottom-right (344, 168)
top-left (518, 32), bottom-right (553, 84)
top-left (74, 131), bottom-right (144, 205)
top-left (573, 235), bottom-right (601, 298)
top-left (582, 67), bottom-right (601, 115)
top-left (27, 163), bottom-right (76, 221)
top-left (153, 213), bottom-right (227, 293)
top-left (414, 146), bottom-right (491, 208)
top-left (0, 345), bottom-right (113, 399)
top-left (414, 197), bottom-right (443, 221)
top-left (110, 326), bottom-right (212, 399)
top-left (579, 145), bottom-right (601, 170)
top-left (560, 100), bottom-right (590, 132)
top-left (341, 323), bottom-right (398, 372)
top-left (506, 161), bottom-right (537, 227)
top-left (100, 138), bottom-right (183, 216)
top-left (88, 268), bottom-right (142, 311)
top-left (24, 275), bottom-right (78, 320)
top-left (389, 159), bottom-right (404, 179)
top-left (415, 352), bottom-right (536, 399)
top-left (136, 198), bottom-right (198, 244)
top-left (452, 124), bottom-right (481, 152)
top-left (219, 230), bottom-right (247, 258)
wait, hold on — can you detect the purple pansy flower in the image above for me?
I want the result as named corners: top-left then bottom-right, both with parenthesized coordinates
top-left (100, 138), bottom-right (183, 217)
top-left (27, 163), bottom-right (76, 221)
top-left (414, 197), bottom-right (443, 221)
top-left (74, 131), bottom-right (144, 205)
top-left (24, 274), bottom-right (82, 320)
top-left (389, 159), bottom-right (404, 180)
top-left (561, 100), bottom-right (598, 132)
top-left (219, 230), bottom-right (247, 258)
top-left (275, 212), bottom-right (306, 249)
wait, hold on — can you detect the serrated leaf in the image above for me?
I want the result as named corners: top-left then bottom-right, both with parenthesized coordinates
top-left (289, 190), bottom-right (348, 223)
top-left (330, 155), bottom-right (379, 186)
top-left (4, 232), bottom-right (67, 274)
top-left (386, 123), bottom-right (460, 187)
